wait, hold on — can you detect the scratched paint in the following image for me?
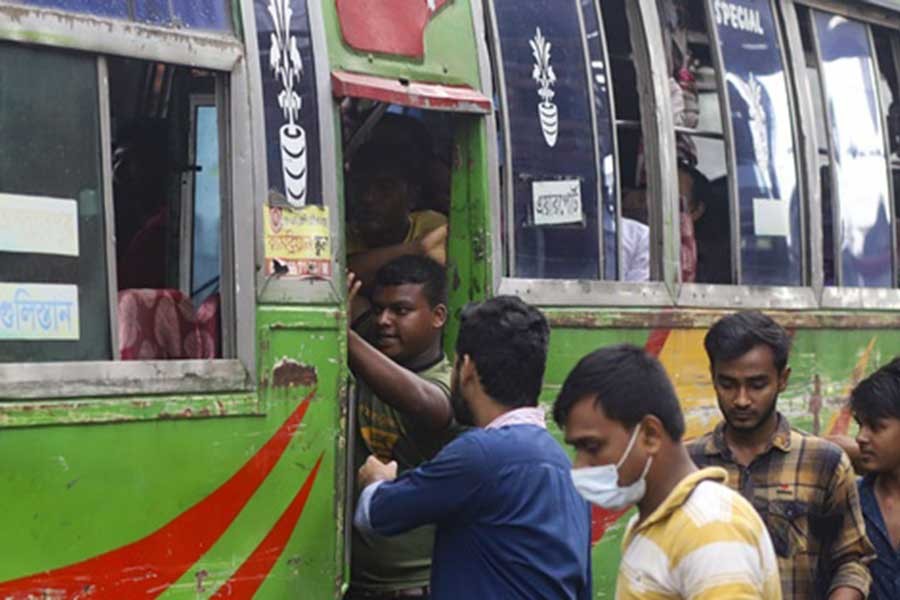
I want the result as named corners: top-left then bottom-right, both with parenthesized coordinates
top-left (272, 358), bottom-right (318, 388)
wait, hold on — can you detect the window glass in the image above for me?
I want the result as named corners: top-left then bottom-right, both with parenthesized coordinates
top-left (492, 0), bottom-right (602, 279)
top-left (134, 0), bottom-right (231, 31)
top-left (10, 0), bottom-right (231, 31)
top-left (873, 26), bottom-right (900, 288)
top-left (581, 0), bottom-right (619, 280)
top-left (14, 0), bottom-right (128, 17)
top-left (110, 58), bottom-right (224, 360)
top-left (814, 11), bottom-right (893, 287)
top-left (0, 43), bottom-right (111, 362)
top-left (191, 105), bottom-right (221, 301)
top-left (606, 0), bottom-right (653, 283)
top-left (658, 0), bottom-right (733, 285)
top-left (711, 0), bottom-right (802, 285)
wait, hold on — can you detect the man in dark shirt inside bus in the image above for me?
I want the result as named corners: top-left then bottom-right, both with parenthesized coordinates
top-left (851, 357), bottom-right (900, 600)
top-left (354, 296), bottom-right (591, 599)
top-left (345, 255), bottom-right (458, 600)
top-left (689, 310), bottom-right (874, 600)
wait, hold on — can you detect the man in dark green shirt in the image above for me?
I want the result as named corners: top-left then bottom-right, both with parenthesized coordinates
top-left (346, 255), bottom-right (457, 600)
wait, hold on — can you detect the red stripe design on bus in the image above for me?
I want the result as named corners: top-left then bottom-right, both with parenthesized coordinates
top-left (0, 392), bottom-right (316, 598)
top-left (209, 453), bottom-right (325, 598)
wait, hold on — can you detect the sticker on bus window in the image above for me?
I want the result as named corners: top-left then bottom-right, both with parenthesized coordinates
top-left (752, 198), bottom-right (789, 238)
top-left (263, 204), bottom-right (332, 279)
top-left (531, 179), bottom-right (583, 226)
top-left (0, 283), bottom-right (79, 340)
top-left (0, 193), bottom-right (79, 257)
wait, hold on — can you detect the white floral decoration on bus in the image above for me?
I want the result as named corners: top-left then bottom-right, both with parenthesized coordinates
top-left (530, 27), bottom-right (558, 148)
top-left (268, 0), bottom-right (307, 206)
top-left (727, 71), bottom-right (771, 191)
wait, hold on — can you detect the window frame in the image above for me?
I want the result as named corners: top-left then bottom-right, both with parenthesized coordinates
top-left (247, 0), bottom-right (344, 307)
top-left (0, 2), bottom-right (257, 400)
top-left (489, 0), bottom-right (679, 306)
top-left (179, 92), bottom-right (218, 300)
top-left (788, 0), bottom-right (900, 310)
top-left (491, 0), bottom-right (900, 311)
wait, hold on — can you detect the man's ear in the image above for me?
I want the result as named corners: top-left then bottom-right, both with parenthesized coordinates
top-left (460, 354), bottom-right (478, 387)
top-left (432, 303), bottom-right (448, 328)
top-left (778, 366), bottom-right (792, 393)
top-left (640, 415), bottom-right (666, 456)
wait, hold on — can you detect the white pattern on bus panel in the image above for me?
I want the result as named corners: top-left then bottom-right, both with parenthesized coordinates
top-left (726, 71), bottom-right (772, 193)
top-left (530, 27), bottom-right (559, 148)
top-left (268, 0), bottom-right (307, 206)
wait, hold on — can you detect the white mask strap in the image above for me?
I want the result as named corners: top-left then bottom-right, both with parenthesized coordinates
top-left (615, 424), bottom-right (642, 470)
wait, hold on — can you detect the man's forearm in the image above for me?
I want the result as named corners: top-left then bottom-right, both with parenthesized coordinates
top-left (348, 330), bottom-right (451, 429)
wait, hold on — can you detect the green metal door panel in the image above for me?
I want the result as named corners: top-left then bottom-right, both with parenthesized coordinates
top-left (321, 0), bottom-right (482, 88)
top-left (445, 117), bottom-right (493, 354)
top-left (0, 305), bottom-right (346, 598)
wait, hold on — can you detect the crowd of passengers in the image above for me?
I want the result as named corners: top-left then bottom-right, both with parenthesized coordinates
top-left (341, 114), bottom-right (900, 600)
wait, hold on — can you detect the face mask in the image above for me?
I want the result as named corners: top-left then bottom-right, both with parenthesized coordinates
top-left (570, 425), bottom-right (653, 510)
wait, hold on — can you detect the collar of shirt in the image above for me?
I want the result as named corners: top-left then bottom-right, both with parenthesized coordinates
top-left (485, 407), bottom-right (547, 430)
top-left (702, 411), bottom-right (793, 459)
top-left (630, 467), bottom-right (729, 535)
top-left (859, 474), bottom-right (893, 550)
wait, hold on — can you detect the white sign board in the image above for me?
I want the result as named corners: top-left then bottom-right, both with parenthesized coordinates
top-left (0, 283), bottom-right (79, 340)
top-left (0, 193), bottom-right (79, 256)
top-left (753, 198), bottom-right (790, 237)
top-left (532, 179), bottom-right (583, 226)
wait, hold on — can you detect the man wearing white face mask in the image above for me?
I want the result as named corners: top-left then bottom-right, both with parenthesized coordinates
top-left (553, 344), bottom-right (781, 599)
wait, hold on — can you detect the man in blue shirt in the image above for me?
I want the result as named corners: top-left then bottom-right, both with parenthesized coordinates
top-left (354, 296), bottom-right (592, 600)
top-left (851, 357), bottom-right (900, 600)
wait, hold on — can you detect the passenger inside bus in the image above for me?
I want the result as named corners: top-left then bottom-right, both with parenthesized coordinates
top-left (342, 105), bottom-right (452, 321)
top-left (346, 141), bottom-right (448, 289)
top-left (113, 121), bottom-right (170, 291)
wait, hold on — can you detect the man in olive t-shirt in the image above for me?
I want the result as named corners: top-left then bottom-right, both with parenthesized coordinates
top-left (346, 256), bottom-right (459, 600)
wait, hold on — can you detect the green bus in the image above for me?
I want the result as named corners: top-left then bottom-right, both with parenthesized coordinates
top-left (0, 0), bottom-right (899, 597)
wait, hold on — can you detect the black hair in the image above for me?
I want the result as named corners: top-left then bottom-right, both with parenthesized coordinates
top-left (455, 296), bottom-right (549, 408)
top-left (374, 255), bottom-right (447, 308)
top-left (678, 160), bottom-right (711, 204)
top-left (349, 141), bottom-right (417, 184)
top-left (553, 344), bottom-right (686, 441)
top-left (851, 357), bottom-right (900, 426)
top-left (704, 311), bottom-right (791, 373)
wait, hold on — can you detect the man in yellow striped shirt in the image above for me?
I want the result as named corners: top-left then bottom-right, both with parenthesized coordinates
top-left (554, 344), bottom-right (781, 599)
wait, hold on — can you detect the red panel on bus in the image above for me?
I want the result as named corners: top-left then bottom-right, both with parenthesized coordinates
top-left (331, 70), bottom-right (492, 114)
top-left (335, 0), bottom-right (451, 58)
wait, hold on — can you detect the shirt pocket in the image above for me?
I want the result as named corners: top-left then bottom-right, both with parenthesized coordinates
top-left (765, 499), bottom-right (811, 559)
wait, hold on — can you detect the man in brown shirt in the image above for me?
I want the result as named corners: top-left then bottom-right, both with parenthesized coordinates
top-left (689, 311), bottom-right (874, 600)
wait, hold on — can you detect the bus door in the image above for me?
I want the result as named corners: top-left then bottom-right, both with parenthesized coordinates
top-left (319, 0), bottom-right (496, 590)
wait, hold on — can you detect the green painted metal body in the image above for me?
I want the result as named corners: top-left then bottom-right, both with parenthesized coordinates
top-left (0, 0), bottom-right (898, 598)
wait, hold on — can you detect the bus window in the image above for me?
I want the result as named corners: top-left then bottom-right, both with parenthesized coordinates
top-left (0, 42), bottom-right (111, 362)
top-left (8, 0), bottom-right (232, 31)
top-left (110, 58), bottom-right (225, 359)
top-left (605, 0), bottom-right (650, 282)
top-left (799, 6), bottom-right (895, 288)
top-left (677, 0), bottom-right (803, 287)
top-left (873, 26), bottom-right (900, 288)
top-left (490, 0), bottom-right (607, 280)
top-left (184, 98), bottom-right (221, 304)
top-left (656, 0), bottom-right (733, 284)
